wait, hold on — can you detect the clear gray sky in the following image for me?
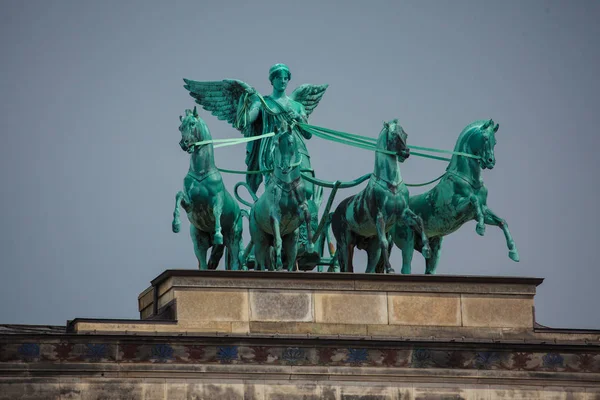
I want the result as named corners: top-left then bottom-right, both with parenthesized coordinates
top-left (1, 1), bottom-right (599, 329)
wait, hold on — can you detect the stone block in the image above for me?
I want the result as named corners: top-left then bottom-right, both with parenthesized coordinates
top-left (264, 382), bottom-right (321, 400)
top-left (157, 289), bottom-right (174, 309)
top-left (73, 322), bottom-right (178, 334)
top-left (461, 295), bottom-right (533, 328)
top-left (171, 275), bottom-right (356, 291)
top-left (249, 321), bottom-right (367, 336)
top-left (340, 385), bottom-right (396, 400)
top-left (488, 388), bottom-right (571, 399)
top-left (249, 290), bottom-right (313, 322)
top-left (165, 382), bottom-right (188, 400)
top-left (388, 293), bottom-right (461, 326)
top-left (138, 286), bottom-right (154, 311)
top-left (315, 291), bottom-right (387, 324)
top-left (187, 382), bottom-right (246, 400)
top-left (142, 380), bottom-right (166, 400)
top-left (175, 289), bottom-right (249, 324)
top-left (232, 321), bottom-right (250, 334)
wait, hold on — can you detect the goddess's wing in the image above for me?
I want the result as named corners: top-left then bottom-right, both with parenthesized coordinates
top-left (182, 78), bottom-right (255, 129)
top-left (289, 84), bottom-right (329, 117)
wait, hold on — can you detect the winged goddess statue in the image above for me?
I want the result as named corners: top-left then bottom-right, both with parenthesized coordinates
top-left (182, 63), bottom-right (328, 200)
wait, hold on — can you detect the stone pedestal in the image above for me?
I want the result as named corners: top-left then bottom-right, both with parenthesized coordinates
top-left (73, 270), bottom-right (540, 338)
top-left (2, 270), bottom-right (600, 400)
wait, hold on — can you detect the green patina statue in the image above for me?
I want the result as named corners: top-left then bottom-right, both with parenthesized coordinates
top-left (331, 120), bottom-right (429, 274)
top-left (390, 119), bottom-right (520, 274)
top-left (171, 108), bottom-right (243, 270)
top-left (183, 64), bottom-right (328, 197)
top-left (182, 64), bottom-right (328, 268)
top-left (173, 65), bottom-right (520, 274)
top-left (247, 124), bottom-right (314, 271)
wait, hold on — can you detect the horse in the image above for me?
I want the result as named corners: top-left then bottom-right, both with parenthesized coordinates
top-left (390, 119), bottom-right (520, 274)
top-left (171, 107), bottom-right (243, 270)
top-left (248, 124), bottom-right (315, 271)
top-left (331, 119), bottom-right (430, 274)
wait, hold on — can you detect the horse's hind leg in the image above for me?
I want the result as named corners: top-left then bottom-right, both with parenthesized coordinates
top-left (190, 225), bottom-right (210, 270)
top-left (226, 214), bottom-right (243, 271)
top-left (365, 236), bottom-right (383, 274)
top-left (208, 244), bottom-right (224, 270)
top-left (483, 207), bottom-right (520, 262)
top-left (391, 225), bottom-right (414, 274)
top-left (402, 208), bottom-right (430, 259)
top-left (424, 237), bottom-right (443, 274)
top-left (282, 229), bottom-right (300, 272)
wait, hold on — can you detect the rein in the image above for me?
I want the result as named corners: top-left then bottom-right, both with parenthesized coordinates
top-left (190, 131), bottom-right (275, 149)
top-left (298, 123), bottom-right (481, 161)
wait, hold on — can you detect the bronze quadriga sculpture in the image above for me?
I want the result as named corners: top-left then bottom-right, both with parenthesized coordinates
top-left (331, 120), bottom-right (429, 274)
top-left (171, 108), bottom-right (243, 271)
top-left (172, 65), bottom-right (519, 274)
top-left (390, 119), bottom-right (520, 274)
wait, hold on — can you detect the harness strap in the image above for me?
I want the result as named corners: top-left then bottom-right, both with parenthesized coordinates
top-left (186, 169), bottom-right (219, 184)
top-left (445, 170), bottom-right (483, 189)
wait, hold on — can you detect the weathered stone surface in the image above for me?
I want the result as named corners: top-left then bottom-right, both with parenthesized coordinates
top-left (187, 382), bottom-right (246, 400)
top-left (388, 293), bottom-right (461, 326)
top-left (73, 321), bottom-right (179, 333)
top-left (250, 290), bottom-right (313, 322)
top-left (157, 289), bottom-right (174, 309)
top-left (461, 295), bottom-right (533, 328)
top-left (165, 382), bottom-right (188, 400)
top-left (249, 321), bottom-right (368, 335)
top-left (264, 382), bottom-right (321, 400)
top-left (231, 321), bottom-right (250, 334)
top-left (142, 380), bottom-right (166, 400)
top-left (175, 289), bottom-right (249, 325)
top-left (315, 291), bottom-right (387, 325)
top-left (171, 275), bottom-right (356, 291)
top-left (138, 287), bottom-right (154, 310)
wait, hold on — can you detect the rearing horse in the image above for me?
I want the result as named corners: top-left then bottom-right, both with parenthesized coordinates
top-left (331, 119), bottom-right (430, 273)
top-left (391, 119), bottom-right (520, 274)
top-left (171, 107), bottom-right (243, 270)
top-left (249, 125), bottom-right (314, 271)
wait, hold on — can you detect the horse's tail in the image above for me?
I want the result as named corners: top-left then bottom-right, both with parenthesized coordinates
top-left (326, 212), bottom-right (336, 256)
top-left (234, 182), bottom-right (259, 208)
top-left (172, 191), bottom-right (185, 233)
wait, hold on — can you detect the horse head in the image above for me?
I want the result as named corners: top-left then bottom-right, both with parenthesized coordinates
top-left (471, 119), bottom-right (499, 170)
top-left (178, 106), bottom-right (209, 153)
top-left (272, 122), bottom-right (301, 176)
top-left (380, 119), bottom-right (410, 162)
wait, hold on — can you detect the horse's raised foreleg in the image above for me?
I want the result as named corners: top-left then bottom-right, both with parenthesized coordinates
top-left (424, 237), bottom-right (443, 274)
top-left (483, 207), bottom-right (520, 262)
top-left (212, 194), bottom-right (224, 245)
top-left (190, 225), bottom-right (210, 270)
top-left (455, 194), bottom-right (486, 236)
top-left (172, 191), bottom-right (189, 233)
